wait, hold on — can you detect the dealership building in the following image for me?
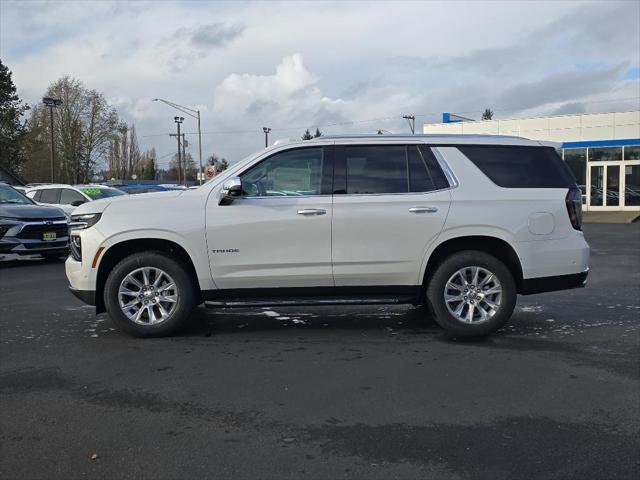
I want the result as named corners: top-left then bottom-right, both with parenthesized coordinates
top-left (423, 111), bottom-right (640, 212)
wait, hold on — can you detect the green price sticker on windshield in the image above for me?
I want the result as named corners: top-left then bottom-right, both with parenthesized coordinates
top-left (81, 188), bottom-right (102, 198)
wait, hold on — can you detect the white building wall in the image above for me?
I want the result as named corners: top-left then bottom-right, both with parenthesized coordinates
top-left (423, 111), bottom-right (640, 143)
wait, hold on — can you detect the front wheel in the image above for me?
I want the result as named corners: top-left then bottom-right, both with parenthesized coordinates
top-left (104, 251), bottom-right (197, 337)
top-left (426, 250), bottom-right (517, 337)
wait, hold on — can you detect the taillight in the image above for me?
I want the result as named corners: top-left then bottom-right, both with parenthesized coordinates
top-left (566, 187), bottom-right (582, 231)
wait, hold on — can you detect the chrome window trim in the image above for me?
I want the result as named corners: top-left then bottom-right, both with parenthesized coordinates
top-left (240, 194), bottom-right (332, 200)
top-left (331, 187), bottom-right (452, 198)
top-left (431, 147), bottom-right (459, 188)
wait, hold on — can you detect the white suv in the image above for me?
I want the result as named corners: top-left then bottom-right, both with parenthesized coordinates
top-left (66, 135), bottom-right (589, 337)
top-left (26, 184), bottom-right (126, 216)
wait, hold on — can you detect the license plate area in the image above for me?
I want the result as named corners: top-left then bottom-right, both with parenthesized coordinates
top-left (42, 232), bottom-right (57, 241)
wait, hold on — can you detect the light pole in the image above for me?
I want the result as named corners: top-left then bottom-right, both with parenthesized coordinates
top-left (153, 98), bottom-right (203, 185)
top-left (263, 127), bottom-right (271, 148)
top-left (402, 115), bottom-right (416, 134)
top-left (42, 97), bottom-right (62, 182)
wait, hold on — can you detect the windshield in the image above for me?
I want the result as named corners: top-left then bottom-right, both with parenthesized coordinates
top-left (0, 184), bottom-right (33, 205)
top-left (78, 187), bottom-right (126, 200)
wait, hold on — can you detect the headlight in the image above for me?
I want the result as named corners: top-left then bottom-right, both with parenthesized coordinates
top-left (70, 213), bottom-right (102, 231)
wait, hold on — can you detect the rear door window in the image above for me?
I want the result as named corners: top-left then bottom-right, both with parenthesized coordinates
top-left (458, 145), bottom-right (576, 188)
top-left (408, 145), bottom-right (450, 192)
top-left (345, 145), bottom-right (407, 194)
top-left (335, 145), bottom-right (450, 195)
top-left (60, 188), bottom-right (87, 205)
top-left (39, 188), bottom-right (61, 203)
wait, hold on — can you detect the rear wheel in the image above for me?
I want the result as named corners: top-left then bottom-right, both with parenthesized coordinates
top-left (104, 251), bottom-right (197, 337)
top-left (426, 250), bottom-right (516, 337)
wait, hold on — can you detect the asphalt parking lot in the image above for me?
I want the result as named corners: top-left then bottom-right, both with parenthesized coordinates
top-left (1, 223), bottom-right (639, 480)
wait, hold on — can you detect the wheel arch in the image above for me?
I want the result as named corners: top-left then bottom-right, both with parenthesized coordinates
top-left (95, 238), bottom-right (201, 313)
top-left (422, 235), bottom-right (524, 297)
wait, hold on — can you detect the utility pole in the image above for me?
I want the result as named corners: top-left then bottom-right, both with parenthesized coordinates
top-left (153, 98), bottom-right (204, 185)
top-left (182, 135), bottom-right (188, 185)
top-left (171, 116), bottom-right (184, 186)
top-left (402, 115), bottom-right (416, 135)
top-left (42, 97), bottom-right (62, 183)
top-left (263, 127), bottom-right (271, 148)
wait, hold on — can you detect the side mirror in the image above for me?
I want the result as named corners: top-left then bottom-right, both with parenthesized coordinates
top-left (71, 200), bottom-right (86, 207)
top-left (219, 177), bottom-right (242, 205)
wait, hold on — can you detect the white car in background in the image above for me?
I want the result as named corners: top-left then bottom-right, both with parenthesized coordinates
top-left (25, 184), bottom-right (126, 217)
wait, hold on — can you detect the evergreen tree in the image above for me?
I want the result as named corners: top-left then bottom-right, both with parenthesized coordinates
top-left (481, 108), bottom-right (494, 120)
top-left (0, 59), bottom-right (29, 176)
top-left (302, 129), bottom-right (313, 140)
top-left (313, 128), bottom-right (322, 138)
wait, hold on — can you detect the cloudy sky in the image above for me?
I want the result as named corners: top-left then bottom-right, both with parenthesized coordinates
top-left (1, 0), bottom-right (639, 168)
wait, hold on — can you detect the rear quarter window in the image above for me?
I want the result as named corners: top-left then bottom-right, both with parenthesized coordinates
top-left (458, 146), bottom-right (577, 188)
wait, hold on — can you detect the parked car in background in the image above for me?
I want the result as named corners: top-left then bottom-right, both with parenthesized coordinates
top-left (66, 134), bottom-right (589, 338)
top-left (25, 184), bottom-right (126, 216)
top-left (157, 184), bottom-right (189, 190)
top-left (0, 183), bottom-right (69, 259)
top-left (112, 184), bottom-right (173, 195)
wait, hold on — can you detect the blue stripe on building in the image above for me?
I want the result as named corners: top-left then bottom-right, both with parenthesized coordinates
top-left (561, 138), bottom-right (640, 148)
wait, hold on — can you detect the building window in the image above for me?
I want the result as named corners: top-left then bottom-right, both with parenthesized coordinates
top-left (588, 146), bottom-right (622, 162)
top-left (624, 146), bottom-right (640, 160)
top-left (563, 148), bottom-right (586, 188)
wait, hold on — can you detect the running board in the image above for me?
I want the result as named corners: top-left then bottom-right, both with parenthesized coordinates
top-left (205, 296), bottom-right (414, 308)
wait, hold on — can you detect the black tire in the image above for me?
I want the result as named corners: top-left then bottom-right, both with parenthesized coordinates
top-left (426, 250), bottom-right (517, 337)
top-left (104, 251), bottom-right (197, 337)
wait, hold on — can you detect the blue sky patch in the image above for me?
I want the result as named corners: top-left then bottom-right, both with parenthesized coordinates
top-left (623, 67), bottom-right (640, 80)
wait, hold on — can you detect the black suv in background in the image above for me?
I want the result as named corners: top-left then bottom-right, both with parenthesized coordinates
top-left (0, 183), bottom-right (69, 259)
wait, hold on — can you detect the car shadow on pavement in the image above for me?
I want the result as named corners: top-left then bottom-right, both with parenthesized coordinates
top-left (0, 255), bottom-right (67, 269)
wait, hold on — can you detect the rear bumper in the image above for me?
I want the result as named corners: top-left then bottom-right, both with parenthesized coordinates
top-left (69, 286), bottom-right (96, 306)
top-left (520, 269), bottom-right (589, 295)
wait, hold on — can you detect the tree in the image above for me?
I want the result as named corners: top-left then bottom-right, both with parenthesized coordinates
top-left (207, 153), bottom-right (229, 174)
top-left (25, 76), bottom-right (119, 183)
top-left (302, 129), bottom-right (313, 140)
top-left (139, 148), bottom-right (157, 180)
top-left (0, 59), bottom-right (29, 176)
top-left (314, 128), bottom-right (322, 138)
top-left (481, 108), bottom-right (494, 120)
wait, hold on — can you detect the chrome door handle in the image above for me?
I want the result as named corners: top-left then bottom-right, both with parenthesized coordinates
top-left (408, 206), bottom-right (438, 214)
top-left (297, 208), bottom-right (327, 216)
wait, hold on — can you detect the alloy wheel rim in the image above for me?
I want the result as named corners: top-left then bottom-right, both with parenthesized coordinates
top-left (444, 266), bottom-right (502, 324)
top-left (118, 267), bottom-right (179, 325)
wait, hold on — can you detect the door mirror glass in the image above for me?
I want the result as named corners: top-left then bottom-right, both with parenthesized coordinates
top-left (219, 177), bottom-right (242, 205)
top-left (71, 200), bottom-right (86, 207)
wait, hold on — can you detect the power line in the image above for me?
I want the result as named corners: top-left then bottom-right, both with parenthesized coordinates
top-left (140, 96), bottom-right (640, 139)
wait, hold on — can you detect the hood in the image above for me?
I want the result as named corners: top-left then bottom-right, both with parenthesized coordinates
top-left (73, 189), bottom-right (185, 216)
top-left (0, 203), bottom-right (67, 220)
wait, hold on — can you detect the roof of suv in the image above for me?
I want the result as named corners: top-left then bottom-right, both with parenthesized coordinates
top-left (286, 134), bottom-right (547, 147)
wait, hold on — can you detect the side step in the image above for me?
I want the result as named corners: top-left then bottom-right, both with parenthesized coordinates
top-left (205, 296), bottom-right (415, 308)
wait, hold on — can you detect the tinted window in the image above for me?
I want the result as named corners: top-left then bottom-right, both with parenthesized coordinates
top-left (39, 188), bottom-right (61, 203)
top-left (346, 145), bottom-right (407, 194)
top-left (0, 185), bottom-right (32, 205)
top-left (408, 145), bottom-right (449, 192)
top-left (241, 147), bottom-right (324, 196)
top-left (60, 188), bottom-right (87, 204)
top-left (458, 146), bottom-right (576, 188)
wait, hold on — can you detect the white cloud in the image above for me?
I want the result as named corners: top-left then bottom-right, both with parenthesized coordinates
top-left (0, 0), bottom-right (638, 164)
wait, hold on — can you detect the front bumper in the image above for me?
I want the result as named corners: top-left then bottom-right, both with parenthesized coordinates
top-left (520, 269), bottom-right (589, 295)
top-left (0, 237), bottom-right (69, 255)
top-left (69, 286), bottom-right (96, 306)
